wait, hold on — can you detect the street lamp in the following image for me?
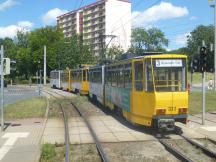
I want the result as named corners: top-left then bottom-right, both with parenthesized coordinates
top-left (209, 0), bottom-right (216, 90)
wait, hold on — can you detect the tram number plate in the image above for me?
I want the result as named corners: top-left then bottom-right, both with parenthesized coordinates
top-left (168, 107), bottom-right (176, 112)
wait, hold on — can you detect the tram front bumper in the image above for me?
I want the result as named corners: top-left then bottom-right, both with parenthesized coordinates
top-left (153, 114), bottom-right (188, 131)
top-left (158, 119), bottom-right (175, 131)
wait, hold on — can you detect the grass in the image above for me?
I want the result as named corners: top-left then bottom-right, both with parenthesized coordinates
top-left (5, 97), bottom-right (47, 119)
top-left (40, 144), bottom-right (65, 162)
top-left (41, 144), bottom-right (56, 162)
top-left (189, 91), bottom-right (216, 114)
top-left (188, 72), bottom-right (214, 84)
top-left (71, 95), bottom-right (88, 106)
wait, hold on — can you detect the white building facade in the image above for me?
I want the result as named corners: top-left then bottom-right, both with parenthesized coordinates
top-left (57, 0), bottom-right (131, 55)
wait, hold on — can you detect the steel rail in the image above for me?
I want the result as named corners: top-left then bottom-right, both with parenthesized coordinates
top-left (158, 139), bottom-right (193, 162)
top-left (60, 103), bottom-right (70, 162)
top-left (180, 134), bottom-right (216, 158)
top-left (71, 102), bottom-right (109, 162)
top-left (190, 114), bottom-right (216, 124)
top-left (42, 89), bottom-right (70, 162)
top-left (208, 138), bottom-right (216, 145)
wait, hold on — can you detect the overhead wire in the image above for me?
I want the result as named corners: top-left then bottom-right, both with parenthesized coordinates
top-left (109, 0), bottom-right (145, 30)
top-left (78, 0), bottom-right (84, 9)
top-left (111, 0), bottom-right (162, 33)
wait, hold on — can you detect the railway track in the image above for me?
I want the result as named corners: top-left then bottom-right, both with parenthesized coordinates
top-left (157, 127), bottom-right (216, 162)
top-left (43, 89), bottom-right (109, 162)
top-left (190, 114), bottom-right (216, 124)
top-left (43, 88), bottom-right (216, 162)
top-left (42, 89), bottom-right (70, 162)
top-left (71, 102), bottom-right (109, 162)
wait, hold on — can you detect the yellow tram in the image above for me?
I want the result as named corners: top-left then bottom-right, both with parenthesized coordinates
top-left (71, 65), bottom-right (92, 95)
top-left (104, 54), bottom-right (188, 131)
top-left (61, 69), bottom-right (71, 91)
top-left (51, 54), bottom-right (188, 131)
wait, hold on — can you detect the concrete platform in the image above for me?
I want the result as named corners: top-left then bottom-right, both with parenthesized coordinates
top-left (182, 113), bottom-right (216, 140)
top-left (41, 118), bottom-right (65, 144)
top-left (0, 118), bottom-right (45, 162)
top-left (42, 115), bottom-right (156, 144)
top-left (43, 113), bottom-right (216, 145)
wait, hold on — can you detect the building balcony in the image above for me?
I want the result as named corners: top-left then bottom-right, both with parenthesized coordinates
top-left (83, 14), bottom-right (105, 23)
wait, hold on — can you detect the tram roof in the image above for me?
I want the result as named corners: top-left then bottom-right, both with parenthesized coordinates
top-left (114, 54), bottom-right (187, 63)
top-left (133, 54), bottom-right (187, 59)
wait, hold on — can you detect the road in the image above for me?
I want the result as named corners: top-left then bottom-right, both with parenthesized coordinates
top-left (3, 85), bottom-right (39, 105)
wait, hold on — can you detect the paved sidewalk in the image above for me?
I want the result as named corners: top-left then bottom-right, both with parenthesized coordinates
top-left (185, 113), bottom-right (216, 140)
top-left (42, 114), bottom-right (211, 145)
top-left (0, 118), bottom-right (45, 162)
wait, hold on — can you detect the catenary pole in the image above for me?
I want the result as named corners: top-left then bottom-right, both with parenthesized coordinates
top-left (44, 45), bottom-right (47, 85)
top-left (214, 5), bottom-right (216, 90)
top-left (1, 45), bottom-right (4, 131)
top-left (202, 40), bottom-right (206, 125)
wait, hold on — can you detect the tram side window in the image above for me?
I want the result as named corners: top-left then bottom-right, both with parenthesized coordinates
top-left (145, 59), bottom-right (154, 92)
top-left (111, 67), bottom-right (117, 87)
top-left (77, 71), bottom-right (82, 82)
top-left (134, 61), bottom-right (143, 91)
top-left (105, 67), bottom-right (112, 86)
top-left (72, 71), bottom-right (76, 82)
top-left (124, 63), bottom-right (132, 89)
top-left (87, 69), bottom-right (89, 81)
top-left (83, 70), bottom-right (86, 81)
top-left (118, 65), bottom-right (124, 88)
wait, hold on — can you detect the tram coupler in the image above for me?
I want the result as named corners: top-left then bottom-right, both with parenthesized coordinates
top-left (158, 119), bottom-right (175, 132)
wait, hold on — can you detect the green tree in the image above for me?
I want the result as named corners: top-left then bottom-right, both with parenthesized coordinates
top-left (106, 45), bottom-right (124, 60)
top-left (58, 33), bottom-right (94, 69)
top-left (131, 27), bottom-right (168, 55)
top-left (187, 25), bottom-right (214, 71)
top-left (28, 26), bottom-right (64, 74)
top-left (1, 37), bottom-right (17, 59)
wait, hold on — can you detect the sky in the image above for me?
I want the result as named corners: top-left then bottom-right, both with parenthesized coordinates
top-left (0, 0), bottom-right (214, 50)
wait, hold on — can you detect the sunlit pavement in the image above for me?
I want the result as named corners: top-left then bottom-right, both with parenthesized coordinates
top-left (185, 113), bottom-right (216, 140)
top-left (0, 118), bottom-right (45, 162)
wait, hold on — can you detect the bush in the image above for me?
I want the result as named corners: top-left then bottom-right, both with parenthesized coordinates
top-left (41, 144), bottom-right (56, 161)
top-left (18, 80), bottom-right (29, 84)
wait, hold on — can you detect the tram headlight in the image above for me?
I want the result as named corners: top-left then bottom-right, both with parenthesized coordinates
top-left (179, 108), bottom-right (187, 114)
top-left (156, 108), bottom-right (166, 115)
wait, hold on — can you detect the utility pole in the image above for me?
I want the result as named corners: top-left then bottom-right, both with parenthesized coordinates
top-left (0, 45), bottom-right (4, 131)
top-left (44, 45), bottom-right (47, 85)
top-left (190, 60), bottom-right (193, 91)
top-left (39, 70), bottom-right (42, 96)
top-left (200, 40), bottom-right (207, 125)
top-left (210, 3), bottom-right (216, 90)
top-left (213, 4), bottom-right (216, 90)
top-left (99, 34), bottom-right (116, 61)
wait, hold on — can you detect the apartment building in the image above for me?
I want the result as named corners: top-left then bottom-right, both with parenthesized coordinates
top-left (57, 0), bottom-right (131, 55)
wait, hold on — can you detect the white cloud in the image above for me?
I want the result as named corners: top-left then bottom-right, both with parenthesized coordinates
top-left (132, 1), bottom-right (189, 27)
top-left (166, 48), bottom-right (172, 52)
top-left (190, 16), bottom-right (197, 20)
top-left (42, 8), bottom-right (68, 25)
top-left (0, 0), bottom-right (19, 11)
top-left (0, 21), bottom-right (34, 38)
top-left (17, 21), bottom-right (34, 28)
top-left (174, 32), bottom-right (191, 46)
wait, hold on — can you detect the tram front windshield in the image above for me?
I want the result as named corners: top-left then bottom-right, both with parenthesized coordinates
top-left (152, 58), bottom-right (186, 92)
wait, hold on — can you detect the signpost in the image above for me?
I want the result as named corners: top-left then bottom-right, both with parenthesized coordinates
top-left (200, 41), bottom-right (207, 125)
top-left (44, 45), bottom-right (46, 85)
top-left (1, 45), bottom-right (4, 131)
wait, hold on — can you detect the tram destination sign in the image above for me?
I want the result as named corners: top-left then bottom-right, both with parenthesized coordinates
top-left (155, 59), bottom-right (182, 68)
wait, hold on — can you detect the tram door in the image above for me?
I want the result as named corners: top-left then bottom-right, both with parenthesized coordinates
top-left (83, 69), bottom-right (87, 82)
top-left (132, 60), bottom-right (146, 116)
